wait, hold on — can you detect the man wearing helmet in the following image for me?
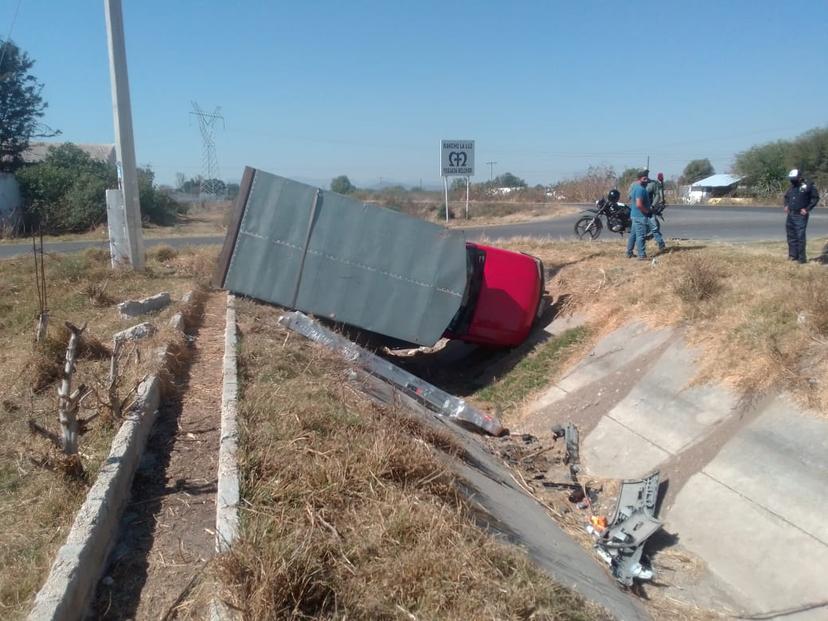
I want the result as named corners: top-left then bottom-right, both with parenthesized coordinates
top-left (784, 168), bottom-right (820, 263)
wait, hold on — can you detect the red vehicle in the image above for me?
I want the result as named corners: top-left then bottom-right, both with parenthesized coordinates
top-left (216, 168), bottom-right (546, 349)
top-left (444, 242), bottom-right (545, 347)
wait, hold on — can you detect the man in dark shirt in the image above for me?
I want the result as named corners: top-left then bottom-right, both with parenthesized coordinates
top-left (784, 168), bottom-right (820, 263)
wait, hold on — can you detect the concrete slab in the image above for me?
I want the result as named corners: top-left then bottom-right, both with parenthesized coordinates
top-left (117, 292), bottom-right (171, 318)
top-left (603, 340), bottom-right (736, 454)
top-left (667, 473), bottom-right (828, 619)
top-left (531, 322), bottom-right (674, 410)
top-left (582, 417), bottom-right (670, 479)
top-left (543, 312), bottom-right (586, 337)
top-left (703, 394), bottom-right (828, 546)
top-left (557, 322), bottom-right (673, 395)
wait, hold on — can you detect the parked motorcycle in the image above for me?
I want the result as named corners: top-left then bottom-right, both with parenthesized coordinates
top-left (574, 190), bottom-right (631, 240)
top-left (574, 189), bottom-right (664, 240)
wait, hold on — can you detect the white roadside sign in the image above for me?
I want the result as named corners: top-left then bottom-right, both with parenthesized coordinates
top-left (440, 140), bottom-right (475, 177)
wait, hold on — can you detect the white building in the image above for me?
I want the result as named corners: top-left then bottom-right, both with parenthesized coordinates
top-left (685, 173), bottom-right (743, 204)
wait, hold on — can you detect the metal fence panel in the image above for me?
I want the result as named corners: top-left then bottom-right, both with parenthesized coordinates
top-left (221, 169), bottom-right (467, 345)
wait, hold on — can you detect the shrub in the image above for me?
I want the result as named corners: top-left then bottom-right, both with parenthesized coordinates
top-left (672, 256), bottom-right (723, 304)
top-left (16, 144), bottom-right (184, 234)
top-left (138, 168), bottom-right (185, 226)
top-left (16, 144), bottom-right (115, 233)
top-left (150, 245), bottom-right (178, 262)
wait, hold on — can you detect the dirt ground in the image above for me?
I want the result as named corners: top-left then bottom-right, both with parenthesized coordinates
top-left (91, 292), bottom-right (225, 620)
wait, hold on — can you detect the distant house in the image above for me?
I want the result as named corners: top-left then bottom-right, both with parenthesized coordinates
top-left (23, 142), bottom-right (117, 167)
top-left (488, 187), bottom-right (521, 196)
top-left (685, 173), bottom-right (743, 204)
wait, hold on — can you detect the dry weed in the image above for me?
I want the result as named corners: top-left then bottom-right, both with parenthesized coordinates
top-left (497, 237), bottom-right (828, 414)
top-left (149, 245), bottom-right (178, 262)
top-left (83, 280), bottom-right (114, 307)
top-left (217, 299), bottom-right (609, 621)
top-left (671, 256), bottom-right (724, 304)
top-left (0, 248), bottom-right (219, 617)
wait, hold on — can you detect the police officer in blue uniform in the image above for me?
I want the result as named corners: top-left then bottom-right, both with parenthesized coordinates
top-left (784, 168), bottom-right (820, 263)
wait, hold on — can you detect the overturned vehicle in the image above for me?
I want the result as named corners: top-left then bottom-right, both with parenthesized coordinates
top-left (214, 167), bottom-right (545, 348)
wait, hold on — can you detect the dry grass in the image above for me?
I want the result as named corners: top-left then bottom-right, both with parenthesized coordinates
top-left (494, 236), bottom-right (828, 414)
top-left (216, 298), bottom-right (610, 621)
top-left (149, 244), bottom-right (179, 262)
top-left (476, 326), bottom-right (590, 419)
top-left (0, 244), bottom-right (219, 619)
top-left (671, 256), bottom-right (724, 305)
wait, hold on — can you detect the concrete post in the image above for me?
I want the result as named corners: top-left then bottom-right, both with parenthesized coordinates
top-left (105, 189), bottom-right (128, 266)
top-left (104, 0), bottom-right (144, 270)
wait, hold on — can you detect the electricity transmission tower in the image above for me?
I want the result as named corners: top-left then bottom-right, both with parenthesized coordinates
top-left (190, 101), bottom-right (224, 195)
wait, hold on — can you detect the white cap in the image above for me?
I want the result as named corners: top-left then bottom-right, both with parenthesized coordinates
top-left (788, 168), bottom-right (800, 178)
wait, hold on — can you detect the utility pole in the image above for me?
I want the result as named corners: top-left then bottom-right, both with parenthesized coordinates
top-left (486, 161), bottom-right (497, 181)
top-left (104, 0), bottom-right (144, 270)
top-left (646, 155), bottom-right (650, 170)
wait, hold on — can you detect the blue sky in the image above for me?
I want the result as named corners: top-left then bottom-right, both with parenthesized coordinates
top-left (4, 0), bottom-right (827, 188)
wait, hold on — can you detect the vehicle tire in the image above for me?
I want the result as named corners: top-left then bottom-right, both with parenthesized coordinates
top-left (574, 215), bottom-right (602, 240)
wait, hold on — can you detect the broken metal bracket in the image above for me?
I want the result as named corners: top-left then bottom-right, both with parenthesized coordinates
top-left (592, 471), bottom-right (663, 587)
top-left (278, 311), bottom-right (506, 436)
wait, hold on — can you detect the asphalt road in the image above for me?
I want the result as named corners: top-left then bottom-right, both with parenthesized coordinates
top-left (0, 235), bottom-right (226, 260)
top-left (460, 204), bottom-right (828, 243)
top-left (1, 205), bottom-right (825, 259)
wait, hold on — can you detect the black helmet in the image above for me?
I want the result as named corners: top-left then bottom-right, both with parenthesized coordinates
top-left (607, 189), bottom-right (620, 202)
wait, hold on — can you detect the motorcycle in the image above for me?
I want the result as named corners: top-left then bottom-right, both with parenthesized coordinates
top-left (574, 189), bottom-right (665, 240)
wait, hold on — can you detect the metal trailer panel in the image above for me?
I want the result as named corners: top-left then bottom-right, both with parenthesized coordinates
top-left (218, 169), bottom-right (468, 346)
top-left (278, 310), bottom-right (506, 436)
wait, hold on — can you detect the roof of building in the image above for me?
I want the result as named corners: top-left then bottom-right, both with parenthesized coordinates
top-left (690, 173), bottom-right (743, 188)
top-left (22, 142), bottom-right (116, 165)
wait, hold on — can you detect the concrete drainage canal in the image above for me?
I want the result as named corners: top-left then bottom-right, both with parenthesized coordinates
top-left (90, 292), bottom-right (227, 619)
top-left (46, 295), bottom-right (827, 620)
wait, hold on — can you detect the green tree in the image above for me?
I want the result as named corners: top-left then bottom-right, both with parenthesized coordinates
top-left (492, 172), bottom-right (527, 188)
top-left (16, 144), bottom-right (115, 232)
top-left (226, 182), bottom-right (241, 199)
top-left (137, 167), bottom-right (185, 225)
top-left (680, 159), bottom-right (715, 184)
top-left (0, 39), bottom-right (59, 172)
top-left (17, 143), bottom-right (182, 233)
top-left (201, 178), bottom-right (225, 194)
top-left (786, 127), bottom-right (828, 188)
top-left (330, 175), bottom-right (355, 194)
top-left (617, 167), bottom-right (640, 194)
top-left (733, 141), bottom-right (788, 195)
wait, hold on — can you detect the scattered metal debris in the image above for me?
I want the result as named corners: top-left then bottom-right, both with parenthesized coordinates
top-left (563, 423), bottom-right (580, 478)
top-left (589, 471), bottom-right (662, 587)
top-left (279, 311), bottom-right (506, 436)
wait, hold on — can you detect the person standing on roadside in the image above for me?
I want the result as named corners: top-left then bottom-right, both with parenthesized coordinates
top-left (784, 168), bottom-right (819, 263)
top-left (626, 170), bottom-right (653, 259)
top-left (626, 169), bottom-right (647, 258)
top-left (649, 172), bottom-right (666, 213)
top-left (645, 172), bottom-right (667, 252)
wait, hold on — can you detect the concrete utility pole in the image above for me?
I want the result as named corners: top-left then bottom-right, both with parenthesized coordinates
top-left (104, 0), bottom-right (144, 270)
top-left (486, 161), bottom-right (497, 181)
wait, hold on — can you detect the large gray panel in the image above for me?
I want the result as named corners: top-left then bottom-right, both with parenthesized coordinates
top-left (224, 170), bottom-right (467, 345)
